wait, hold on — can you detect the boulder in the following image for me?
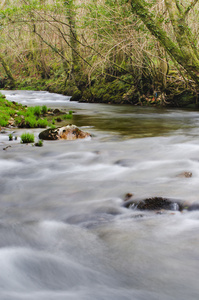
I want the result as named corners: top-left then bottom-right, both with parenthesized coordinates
top-left (39, 125), bottom-right (91, 140)
top-left (53, 108), bottom-right (61, 114)
top-left (123, 197), bottom-right (184, 211)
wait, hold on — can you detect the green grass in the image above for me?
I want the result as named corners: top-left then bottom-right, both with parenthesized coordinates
top-left (20, 132), bottom-right (35, 143)
top-left (37, 119), bottom-right (48, 128)
top-left (42, 105), bottom-right (48, 114)
top-left (0, 116), bottom-right (9, 127)
top-left (33, 106), bottom-right (41, 116)
top-left (35, 139), bottom-right (43, 147)
top-left (0, 93), bottom-right (73, 129)
top-left (63, 114), bottom-right (73, 120)
top-left (49, 123), bottom-right (56, 129)
top-left (9, 133), bottom-right (13, 141)
top-left (24, 116), bottom-right (38, 127)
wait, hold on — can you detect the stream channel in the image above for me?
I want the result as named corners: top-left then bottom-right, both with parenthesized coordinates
top-left (1, 90), bottom-right (199, 300)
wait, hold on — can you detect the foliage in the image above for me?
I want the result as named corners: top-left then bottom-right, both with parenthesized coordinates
top-left (42, 105), bottom-right (48, 114)
top-left (33, 106), bottom-right (41, 116)
top-left (20, 132), bottom-right (35, 143)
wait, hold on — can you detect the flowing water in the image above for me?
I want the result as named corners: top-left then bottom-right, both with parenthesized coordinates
top-left (1, 90), bottom-right (199, 299)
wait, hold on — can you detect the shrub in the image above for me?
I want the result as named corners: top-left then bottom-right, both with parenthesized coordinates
top-left (21, 132), bottom-right (35, 143)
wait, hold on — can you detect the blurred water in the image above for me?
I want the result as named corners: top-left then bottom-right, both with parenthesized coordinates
top-left (1, 90), bottom-right (199, 299)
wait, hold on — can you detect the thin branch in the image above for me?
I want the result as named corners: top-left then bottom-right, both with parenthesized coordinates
top-left (184, 0), bottom-right (198, 17)
top-left (175, 0), bottom-right (183, 13)
top-left (56, 27), bottom-right (92, 67)
top-left (34, 29), bottom-right (70, 64)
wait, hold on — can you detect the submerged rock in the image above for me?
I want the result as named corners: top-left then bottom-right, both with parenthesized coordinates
top-left (39, 125), bottom-right (91, 140)
top-left (123, 197), bottom-right (184, 211)
top-left (177, 171), bottom-right (192, 178)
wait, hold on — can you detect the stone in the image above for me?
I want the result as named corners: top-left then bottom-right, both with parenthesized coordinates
top-left (187, 203), bottom-right (199, 211)
top-left (39, 125), bottom-right (91, 140)
top-left (177, 171), bottom-right (192, 178)
top-left (124, 193), bottom-right (134, 201)
top-left (123, 197), bottom-right (184, 211)
top-left (56, 117), bottom-right (62, 122)
top-left (53, 109), bottom-right (60, 114)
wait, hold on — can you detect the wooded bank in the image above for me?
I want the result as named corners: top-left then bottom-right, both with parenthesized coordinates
top-left (0, 0), bottom-right (199, 108)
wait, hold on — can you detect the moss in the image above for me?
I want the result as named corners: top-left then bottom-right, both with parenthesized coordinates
top-left (70, 87), bottom-right (82, 101)
top-left (172, 91), bottom-right (196, 107)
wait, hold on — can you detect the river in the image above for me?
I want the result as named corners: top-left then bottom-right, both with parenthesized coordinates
top-left (1, 90), bottom-right (199, 300)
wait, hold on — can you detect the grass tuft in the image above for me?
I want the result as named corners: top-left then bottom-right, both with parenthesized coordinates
top-left (21, 132), bottom-right (35, 143)
top-left (35, 139), bottom-right (43, 147)
top-left (41, 105), bottom-right (48, 114)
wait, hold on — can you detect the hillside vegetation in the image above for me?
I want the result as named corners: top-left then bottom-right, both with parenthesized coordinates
top-left (0, 0), bottom-right (199, 107)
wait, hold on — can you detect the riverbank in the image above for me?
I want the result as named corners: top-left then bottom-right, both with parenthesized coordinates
top-left (0, 71), bottom-right (198, 109)
top-left (0, 92), bottom-right (73, 129)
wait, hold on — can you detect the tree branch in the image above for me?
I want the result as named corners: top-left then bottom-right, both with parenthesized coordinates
top-left (184, 0), bottom-right (198, 17)
top-left (175, 0), bottom-right (183, 13)
top-left (34, 29), bottom-right (70, 64)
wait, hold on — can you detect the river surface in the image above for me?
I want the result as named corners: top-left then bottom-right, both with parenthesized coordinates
top-left (1, 90), bottom-right (199, 300)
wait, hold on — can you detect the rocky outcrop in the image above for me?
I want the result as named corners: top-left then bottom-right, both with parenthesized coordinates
top-left (39, 125), bottom-right (91, 140)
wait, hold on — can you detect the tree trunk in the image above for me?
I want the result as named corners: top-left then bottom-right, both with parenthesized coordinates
top-left (0, 53), bottom-right (16, 87)
top-left (129, 0), bottom-right (199, 86)
top-left (64, 0), bottom-right (80, 76)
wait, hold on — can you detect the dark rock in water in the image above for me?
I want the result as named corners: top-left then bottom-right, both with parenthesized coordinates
top-left (53, 108), bottom-right (61, 114)
top-left (39, 125), bottom-right (91, 140)
top-left (124, 193), bottom-right (134, 201)
top-left (39, 128), bottom-right (59, 140)
top-left (187, 203), bottom-right (199, 211)
top-left (124, 197), bottom-right (184, 211)
top-left (56, 117), bottom-right (62, 122)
